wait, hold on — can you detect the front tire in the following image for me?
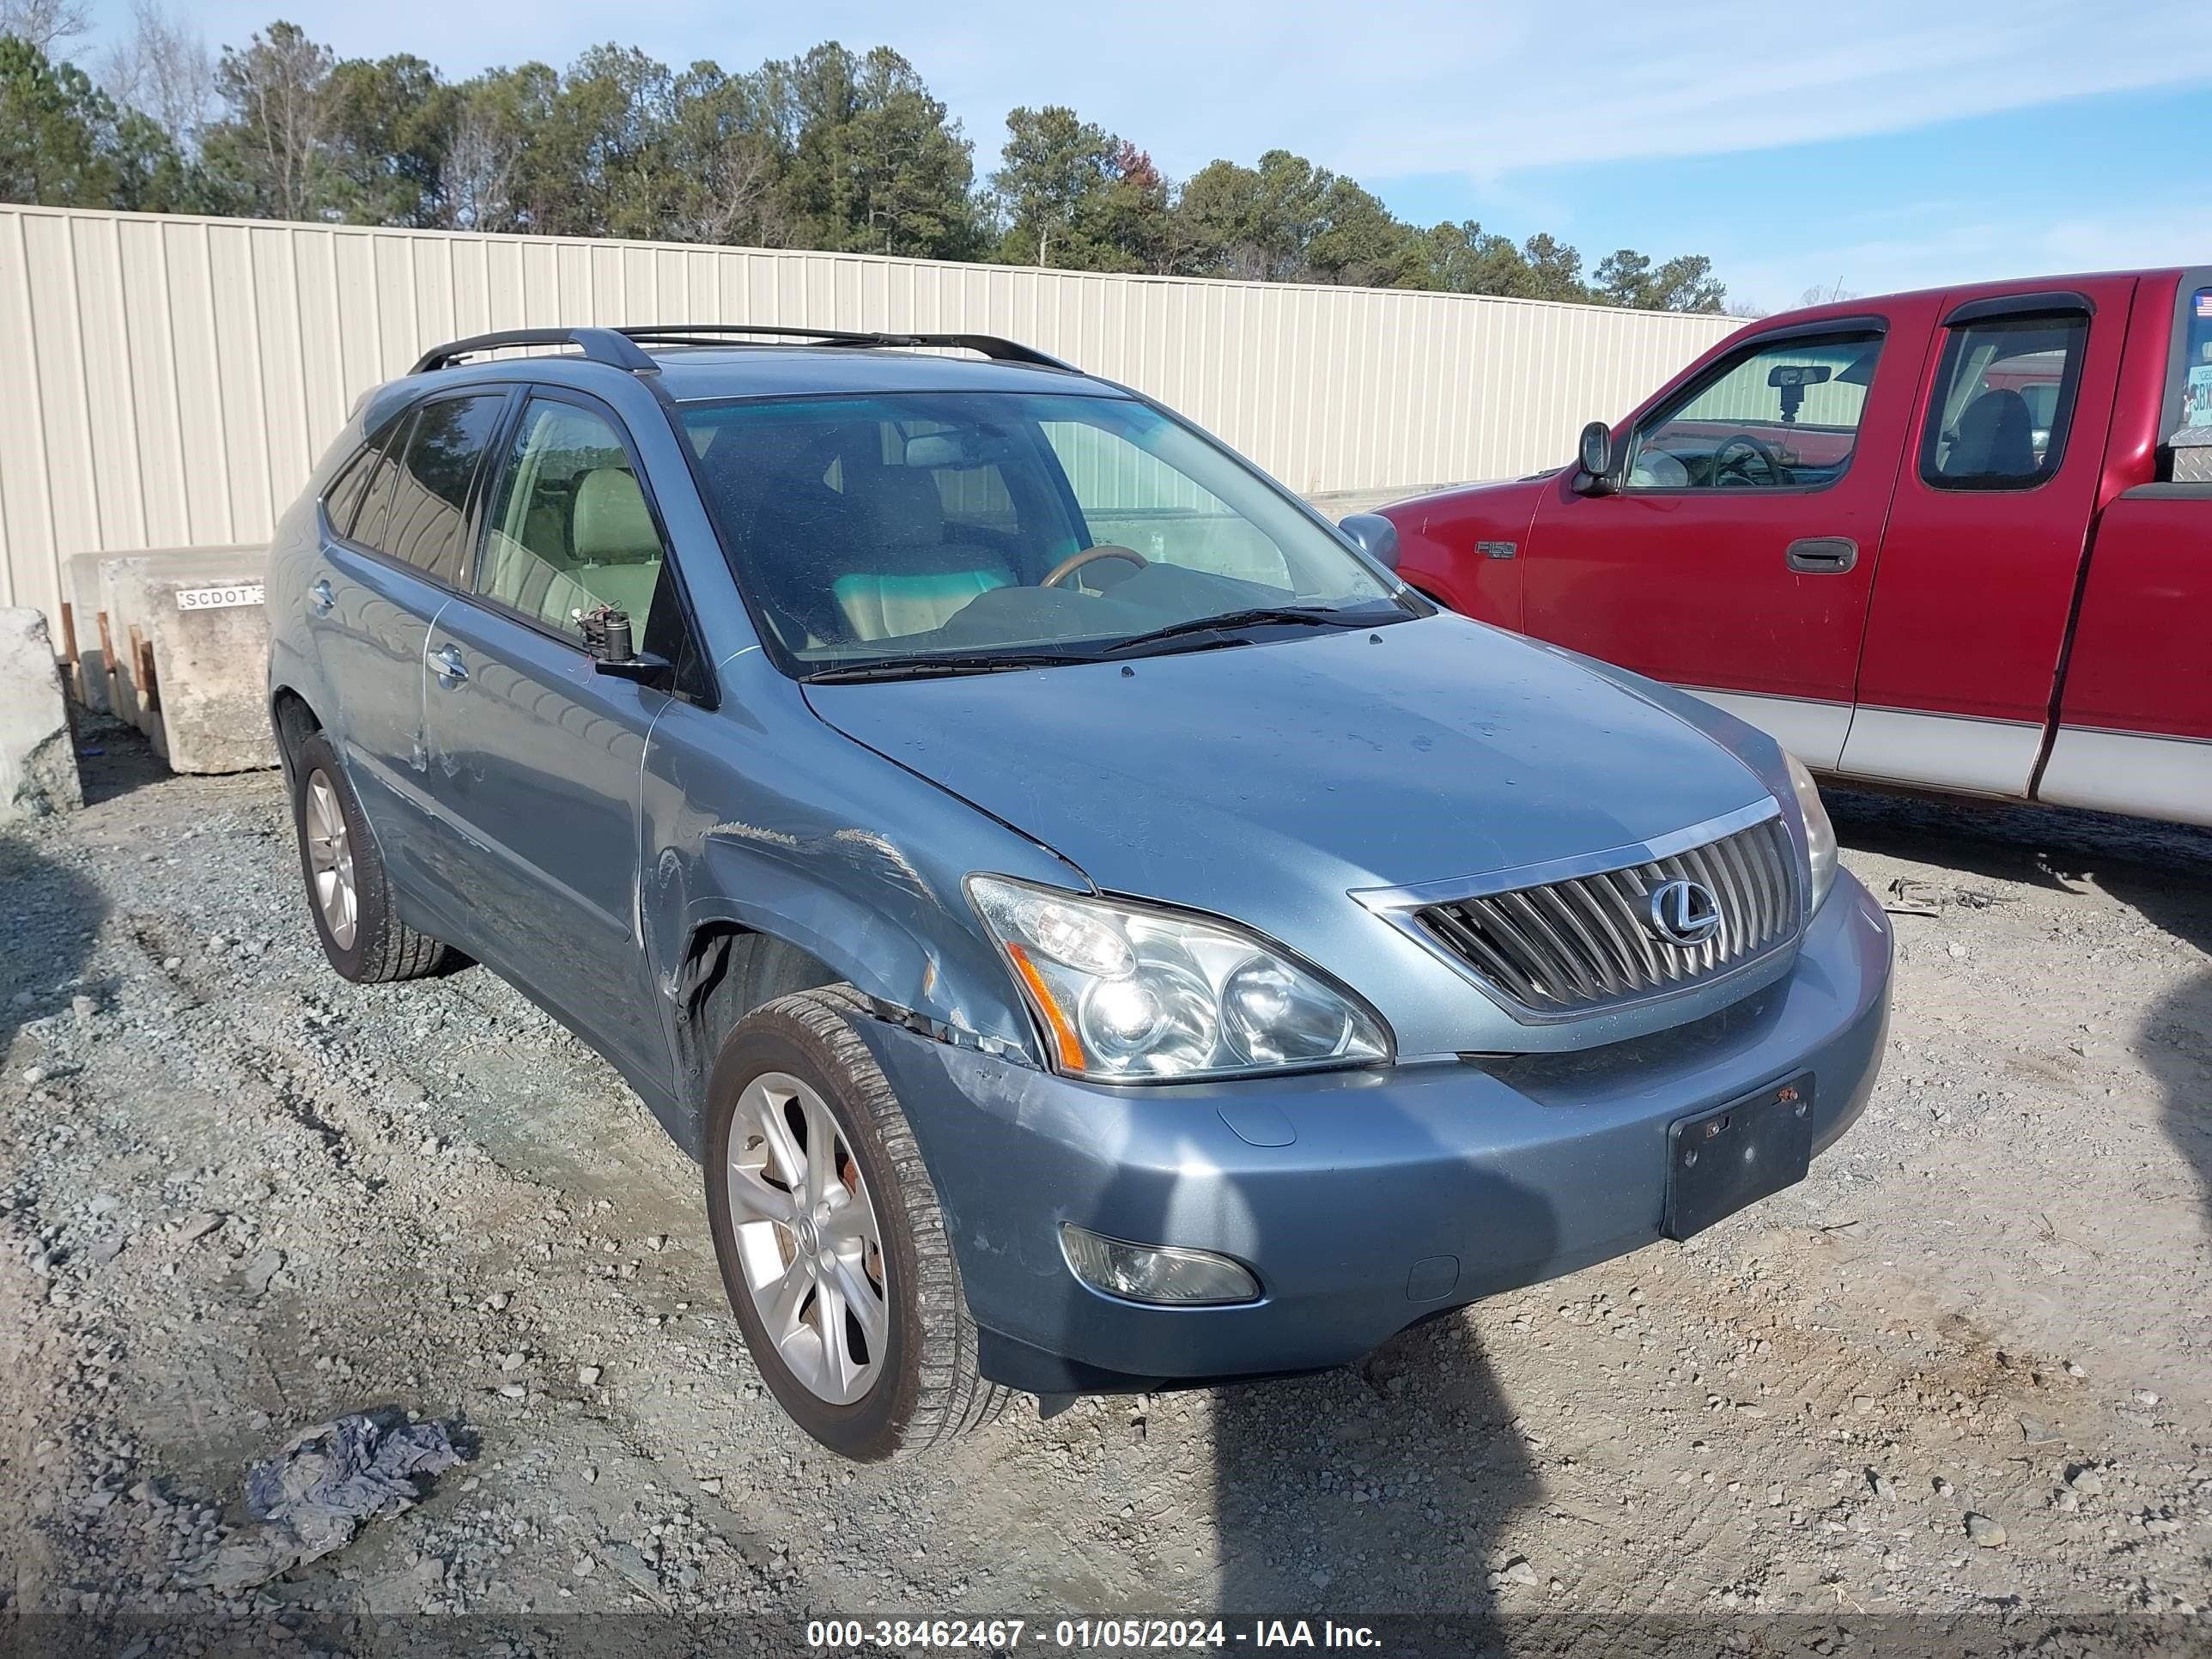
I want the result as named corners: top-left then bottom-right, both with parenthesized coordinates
top-left (288, 730), bottom-right (450, 983)
top-left (704, 986), bottom-right (1007, 1460)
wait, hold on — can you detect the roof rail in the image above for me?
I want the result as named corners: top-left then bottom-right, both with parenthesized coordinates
top-left (409, 327), bottom-right (659, 376)
top-left (615, 324), bottom-right (1077, 372)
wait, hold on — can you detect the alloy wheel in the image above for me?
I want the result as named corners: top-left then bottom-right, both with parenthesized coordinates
top-left (303, 769), bottom-right (358, 949)
top-left (725, 1071), bottom-right (890, 1406)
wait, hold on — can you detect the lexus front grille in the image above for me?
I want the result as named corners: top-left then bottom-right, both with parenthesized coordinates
top-left (1402, 813), bottom-right (1802, 1018)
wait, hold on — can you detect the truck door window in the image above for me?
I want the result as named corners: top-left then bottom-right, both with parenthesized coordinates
top-left (1920, 313), bottom-right (2088, 490)
top-left (1625, 333), bottom-right (1882, 492)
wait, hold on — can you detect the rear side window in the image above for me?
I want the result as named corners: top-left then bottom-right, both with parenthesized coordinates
top-left (2182, 286), bottom-right (2212, 429)
top-left (380, 393), bottom-right (509, 582)
top-left (1921, 314), bottom-right (2087, 490)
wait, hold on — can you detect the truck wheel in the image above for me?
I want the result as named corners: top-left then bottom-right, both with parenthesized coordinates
top-left (288, 730), bottom-right (451, 983)
top-left (704, 986), bottom-right (1008, 1460)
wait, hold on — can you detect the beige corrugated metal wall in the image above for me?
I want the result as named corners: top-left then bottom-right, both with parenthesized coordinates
top-left (0, 205), bottom-right (1740, 622)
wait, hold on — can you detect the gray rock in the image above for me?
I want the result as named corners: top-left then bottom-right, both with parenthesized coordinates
top-left (179, 1212), bottom-right (224, 1243)
top-left (242, 1249), bottom-right (285, 1297)
top-left (2065, 1468), bottom-right (2104, 1497)
top-left (1965, 1513), bottom-right (2007, 1547)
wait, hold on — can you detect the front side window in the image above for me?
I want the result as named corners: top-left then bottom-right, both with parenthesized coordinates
top-left (1626, 332), bottom-right (1883, 491)
top-left (477, 399), bottom-right (668, 638)
top-left (1920, 314), bottom-right (2087, 490)
top-left (682, 391), bottom-right (1405, 678)
top-left (382, 392), bottom-right (509, 580)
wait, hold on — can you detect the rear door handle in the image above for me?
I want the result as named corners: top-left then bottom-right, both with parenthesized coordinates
top-left (1785, 537), bottom-right (1858, 574)
top-left (308, 578), bottom-right (335, 614)
top-left (432, 644), bottom-right (469, 685)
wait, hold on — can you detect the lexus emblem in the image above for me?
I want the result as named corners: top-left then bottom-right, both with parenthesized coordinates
top-left (1646, 878), bottom-right (1723, 946)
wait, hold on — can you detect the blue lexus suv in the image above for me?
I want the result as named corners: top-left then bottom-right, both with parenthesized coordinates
top-left (266, 325), bottom-right (1892, 1460)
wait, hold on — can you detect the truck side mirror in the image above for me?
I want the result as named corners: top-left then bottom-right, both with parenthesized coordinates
top-left (1573, 420), bottom-right (1620, 495)
top-left (1338, 513), bottom-right (1400, 571)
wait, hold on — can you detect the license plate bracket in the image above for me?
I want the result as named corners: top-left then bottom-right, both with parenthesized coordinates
top-left (1664, 1074), bottom-right (1814, 1240)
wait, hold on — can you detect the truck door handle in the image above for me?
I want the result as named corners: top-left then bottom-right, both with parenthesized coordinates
top-left (308, 578), bottom-right (335, 614)
top-left (432, 644), bottom-right (469, 685)
top-left (1785, 537), bottom-right (1858, 574)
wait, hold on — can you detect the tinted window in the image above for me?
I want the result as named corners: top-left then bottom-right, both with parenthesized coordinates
top-left (381, 393), bottom-right (508, 580)
top-left (477, 399), bottom-right (666, 639)
top-left (1627, 332), bottom-right (1883, 491)
top-left (349, 416), bottom-right (407, 552)
top-left (1921, 314), bottom-right (2087, 490)
top-left (323, 440), bottom-right (383, 536)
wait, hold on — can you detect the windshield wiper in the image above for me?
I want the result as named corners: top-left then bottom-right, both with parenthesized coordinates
top-left (802, 651), bottom-right (1099, 684)
top-left (1101, 605), bottom-right (1382, 656)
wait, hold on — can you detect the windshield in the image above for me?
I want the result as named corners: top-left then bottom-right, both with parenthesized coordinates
top-left (680, 391), bottom-right (1407, 676)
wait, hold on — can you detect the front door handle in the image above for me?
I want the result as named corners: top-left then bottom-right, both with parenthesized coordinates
top-left (432, 644), bottom-right (469, 685)
top-left (308, 578), bottom-right (335, 614)
top-left (1785, 537), bottom-right (1858, 574)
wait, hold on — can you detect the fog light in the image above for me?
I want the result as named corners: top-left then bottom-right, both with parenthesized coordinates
top-left (1059, 1224), bottom-right (1260, 1305)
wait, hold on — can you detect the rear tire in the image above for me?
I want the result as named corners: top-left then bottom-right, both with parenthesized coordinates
top-left (288, 730), bottom-right (450, 984)
top-left (704, 985), bottom-right (1007, 1460)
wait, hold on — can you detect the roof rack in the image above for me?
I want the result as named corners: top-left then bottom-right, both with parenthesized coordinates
top-left (617, 324), bottom-right (1076, 371)
top-left (409, 326), bottom-right (658, 376)
top-left (409, 322), bottom-right (1077, 377)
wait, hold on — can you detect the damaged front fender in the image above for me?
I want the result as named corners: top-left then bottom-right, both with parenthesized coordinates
top-left (638, 652), bottom-right (1086, 1097)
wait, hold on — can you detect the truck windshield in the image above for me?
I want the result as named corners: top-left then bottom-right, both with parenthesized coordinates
top-left (680, 392), bottom-right (1408, 678)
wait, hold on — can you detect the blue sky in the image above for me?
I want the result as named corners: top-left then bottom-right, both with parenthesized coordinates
top-left (82, 0), bottom-right (2212, 313)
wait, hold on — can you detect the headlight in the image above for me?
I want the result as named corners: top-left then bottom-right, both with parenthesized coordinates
top-left (1784, 753), bottom-right (1837, 910)
top-left (966, 875), bottom-right (1390, 1081)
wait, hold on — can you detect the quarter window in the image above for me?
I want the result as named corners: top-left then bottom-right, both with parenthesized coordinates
top-left (383, 393), bottom-right (509, 580)
top-left (1920, 314), bottom-right (2087, 490)
top-left (322, 429), bottom-right (389, 537)
top-left (477, 399), bottom-right (667, 639)
top-left (1626, 332), bottom-right (1883, 491)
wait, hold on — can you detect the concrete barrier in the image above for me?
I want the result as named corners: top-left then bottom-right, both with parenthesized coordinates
top-left (0, 608), bottom-right (82, 819)
top-left (62, 552), bottom-right (116, 714)
top-left (99, 549), bottom-right (274, 775)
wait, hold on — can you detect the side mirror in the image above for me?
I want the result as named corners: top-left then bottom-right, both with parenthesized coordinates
top-left (1573, 420), bottom-right (1620, 495)
top-left (594, 651), bottom-right (675, 691)
top-left (578, 605), bottom-right (676, 691)
top-left (1338, 512), bottom-right (1401, 571)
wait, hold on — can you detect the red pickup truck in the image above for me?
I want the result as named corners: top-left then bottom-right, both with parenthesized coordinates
top-left (1382, 267), bottom-right (2212, 828)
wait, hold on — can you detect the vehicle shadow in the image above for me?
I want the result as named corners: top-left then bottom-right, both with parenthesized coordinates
top-left (1826, 787), bottom-right (2212, 1340)
top-left (0, 826), bottom-right (106, 1054)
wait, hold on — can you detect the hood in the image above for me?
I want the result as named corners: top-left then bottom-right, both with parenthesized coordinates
top-left (804, 611), bottom-right (1770, 925)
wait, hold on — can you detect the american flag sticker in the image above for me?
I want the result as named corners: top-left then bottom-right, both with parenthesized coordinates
top-left (2197, 290), bottom-right (2212, 319)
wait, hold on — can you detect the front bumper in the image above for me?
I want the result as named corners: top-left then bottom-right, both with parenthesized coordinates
top-left (854, 870), bottom-right (1893, 1393)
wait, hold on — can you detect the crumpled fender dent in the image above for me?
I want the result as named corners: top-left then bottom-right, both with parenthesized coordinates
top-left (636, 651), bottom-right (1088, 1078)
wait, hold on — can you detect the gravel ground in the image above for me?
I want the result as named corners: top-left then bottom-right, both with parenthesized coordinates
top-left (2, 730), bottom-right (2208, 1656)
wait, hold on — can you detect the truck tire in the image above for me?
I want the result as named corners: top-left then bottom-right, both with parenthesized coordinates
top-left (703, 985), bottom-right (1008, 1460)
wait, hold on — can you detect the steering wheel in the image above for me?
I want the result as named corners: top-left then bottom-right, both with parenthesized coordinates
top-left (1711, 434), bottom-right (1788, 488)
top-left (1041, 544), bottom-right (1148, 589)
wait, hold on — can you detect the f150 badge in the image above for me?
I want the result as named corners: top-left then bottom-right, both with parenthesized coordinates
top-left (1475, 539), bottom-right (1516, 559)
